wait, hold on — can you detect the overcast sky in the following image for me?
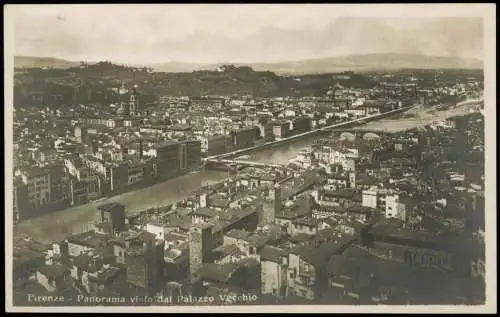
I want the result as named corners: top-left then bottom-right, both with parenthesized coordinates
top-left (9, 4), bottom-right (485, 64)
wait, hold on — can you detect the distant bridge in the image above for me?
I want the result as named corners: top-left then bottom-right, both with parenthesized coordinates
top-left (203, 105), bottom-right (415, 161)
top-left (327, 128), bottom-right (388, 134)
top-left (203, 158), bottom-right (283, 170)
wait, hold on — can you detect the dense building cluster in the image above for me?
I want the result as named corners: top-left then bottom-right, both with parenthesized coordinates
top-left (12, 65), bottom-right (485, 306)
top-left (12, 66), bottom-right (482, 223)
top-left (13, 110), bottom-right (485, 305)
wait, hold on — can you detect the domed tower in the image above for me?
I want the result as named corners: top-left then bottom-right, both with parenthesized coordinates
top-left (326, 88), bottom-right (335, 101)
top-left (118, 82), bottom-right (129, 95)
top-left (117, 82), bottom-right (130, 115)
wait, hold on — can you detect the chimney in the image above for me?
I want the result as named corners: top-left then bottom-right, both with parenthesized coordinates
top-left (349, 172), bottom-right (356, 189)
top-left (139, 140), bottom-right (144, 159)
top-left (110, 204), bottom-right (126, 233)
top-left (357, 223), bottom-right (373, 247)
top-left (59, 240), bottom-right (69, 259)
top-left (199, 193), bottom-right (207, 208)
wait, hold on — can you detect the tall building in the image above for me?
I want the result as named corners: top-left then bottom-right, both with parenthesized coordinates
top-left (13, 176), bottom-right (29, 222)
top-left (126, 236), bottom-right (165, 294)
top-left (189, 223), bottom-right (214, 283)
top-left (185, 140), bottom-right (201, 171)
top-left (206, 135), bottom-right (232, 156)
top-left (153, 140), bottom-right (201, 178)
top-left (98, 203), bottom-right (126, 233)
top-left (267, 183), bottom-right (281, 225)
top-left (291, 116), bottom-right (312, 135)
top-left (154, 141), bottom-right (181, 178)
top-left (260, 184), bottom-right (280, 226)
top-left (264, 120), bottom-right (290, 142)
top-left (147, 239), bottom-right (166, 293)
top-left (48, 164), bottom-right (70, 206)
top-left (260, 245), bottom-right (289, 299)
top-left (178, 142), bottom-right (188, 171)
top-left (16, 167), bottom-right (51, 210)
top-left (231, 126), bottom-right (260, 150)
top-left (105, 162), bottom-right (129, 193)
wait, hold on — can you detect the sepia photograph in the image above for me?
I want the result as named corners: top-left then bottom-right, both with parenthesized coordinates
top-left (4, 3), bottom-right (496, 313)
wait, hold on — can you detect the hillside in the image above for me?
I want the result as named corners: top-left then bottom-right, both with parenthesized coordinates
top-left (140, 65), bottom-right (377, 97)
top-left (13, 64), bottom-right (379, 106)
top-left (15, 53), bottom-right (483, 75)
top-left (14, 56), bottom-right (80, 69)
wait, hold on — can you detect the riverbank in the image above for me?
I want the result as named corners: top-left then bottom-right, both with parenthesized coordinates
top-left (19, 108), bottom-right (410, 224)
top-left (14, 170), bottom-right (228, 244)
top-left (249, 98), bottom-right (482, 166)
top-left (359, 100), bottom-right (481, 133)
top-left (17, 168), bottom-right (203, 223)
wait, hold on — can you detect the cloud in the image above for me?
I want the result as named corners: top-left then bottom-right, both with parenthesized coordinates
top-left (10, 5), bottom-right (484, 64)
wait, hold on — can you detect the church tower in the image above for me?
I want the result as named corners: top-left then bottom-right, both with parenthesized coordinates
top-left (129, 85), bottom-right (140, 116)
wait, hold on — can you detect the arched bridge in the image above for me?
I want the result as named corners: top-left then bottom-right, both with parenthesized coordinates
top-left (327, 129), bottom-right (388, 141)
top-left (204, 105), bottom-right (414, 161)
top-left (203, 158), bottom-right (283, 170)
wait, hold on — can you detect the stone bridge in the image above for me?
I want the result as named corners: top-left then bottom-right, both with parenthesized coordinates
top-left (202, 158), bottom-right (283, 171)
top-left (327, 128), bottom-right (389, 141)
top-left (204, 105), bottom-right (413, 160)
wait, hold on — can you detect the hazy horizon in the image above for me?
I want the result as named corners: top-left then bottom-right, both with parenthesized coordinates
top-left (9, 4), bottom-right (484, 65)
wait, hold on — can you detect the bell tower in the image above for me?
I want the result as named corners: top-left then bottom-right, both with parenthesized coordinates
top-left (129, 85), bottom-right (140, 116)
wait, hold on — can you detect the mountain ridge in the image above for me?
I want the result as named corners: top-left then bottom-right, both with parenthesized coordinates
top-left (14, 56), bottom-right (80, 69)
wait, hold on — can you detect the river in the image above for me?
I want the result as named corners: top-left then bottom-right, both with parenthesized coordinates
top-left (14, 101), bottom-right (480, 243)
top-left (13, 143), bottom-right (312, 244)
